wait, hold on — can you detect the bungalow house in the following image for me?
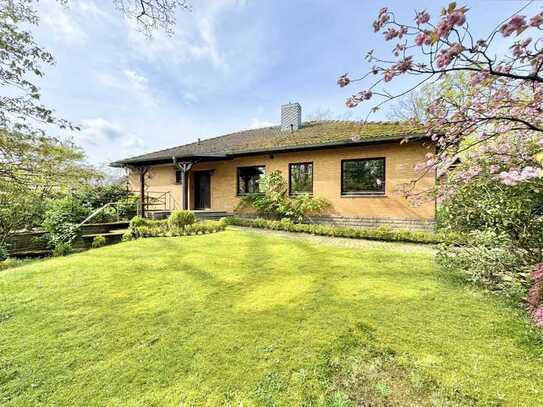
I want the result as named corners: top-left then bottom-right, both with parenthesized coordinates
top-left (111, 103), bottom-right (436, 231)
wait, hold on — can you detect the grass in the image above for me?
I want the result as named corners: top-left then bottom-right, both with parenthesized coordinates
top-left (0, 229), bottom-right (542, 406)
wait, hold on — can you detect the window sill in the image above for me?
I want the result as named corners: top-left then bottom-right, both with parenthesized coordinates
top-left (289, 193), bottom-right (314, 197)
top-left (236, 193), bottom-right (264, 197)
top-left (341, 194), bottom-right (387, 198)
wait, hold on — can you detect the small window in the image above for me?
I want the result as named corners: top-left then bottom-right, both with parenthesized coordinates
top-left (237, 166), bottom-right (265, 195)
top-left (289, 162), bottom-right (313, 195)
top-left (341, 158), bottom-right (385, 195)
top-left (175, 169), bottom-right (183, 184)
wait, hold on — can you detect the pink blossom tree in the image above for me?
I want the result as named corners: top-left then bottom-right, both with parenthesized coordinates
top-left (338, 2), bottom-right (543, 195)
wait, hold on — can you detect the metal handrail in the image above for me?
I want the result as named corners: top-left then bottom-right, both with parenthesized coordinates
top-left (140, 190), bottom-right (180, 213)
top-left (78, 202), bottom-right (120, 227)
top-left (56, 201), bottom-right (125, 244)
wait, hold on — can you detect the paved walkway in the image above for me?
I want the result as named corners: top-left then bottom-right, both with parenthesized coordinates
top-left (229, 226), bottom-right (435, 253)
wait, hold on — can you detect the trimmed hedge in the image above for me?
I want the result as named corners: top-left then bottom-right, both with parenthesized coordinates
top-left (123, 216), bottom-right (227, 240)
top-left (223, 217), bottom-right (455, 244)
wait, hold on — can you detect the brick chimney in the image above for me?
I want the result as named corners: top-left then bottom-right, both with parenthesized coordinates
top-left (280, 102), bottom-right (301, 132)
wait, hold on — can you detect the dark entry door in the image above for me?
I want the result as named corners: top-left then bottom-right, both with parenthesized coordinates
top-left (194, 172), bottom-right (211, 209)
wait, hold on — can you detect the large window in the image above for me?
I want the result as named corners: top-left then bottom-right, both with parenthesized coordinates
top-left (289, 162), bottom-right (313, 195)
top-left (341, 158), bottom-right (385, 195)
top-left (237, 166), bottom-right (265, 195)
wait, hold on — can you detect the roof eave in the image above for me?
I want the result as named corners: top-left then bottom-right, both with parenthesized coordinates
top-left (109, 134), bottom-right (430, 168)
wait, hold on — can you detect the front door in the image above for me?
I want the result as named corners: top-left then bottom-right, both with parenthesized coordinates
top-left (194, 172), bottom-right (211, 209)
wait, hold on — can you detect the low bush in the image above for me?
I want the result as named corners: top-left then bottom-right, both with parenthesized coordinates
top-left (236, 170), bottom-right (329, 222)
top-left (437, 230), bottom-right (531, 293)
top-left (91, 235), bottom-right (107, 249)
top-left (126, 216), bottom-right (226, 239)
top-left (168, 211), bottom-right (196, 229)
top-left (0, 244), bottom-right (8, 262)
top-left (225, 217), bottom-right (444, 244)
top-left (52, 242), bottom-right (72, 257)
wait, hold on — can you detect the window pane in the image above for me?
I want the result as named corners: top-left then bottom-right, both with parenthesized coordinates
top-left (289, 162), bottom-right (313, 194)
top-left (342, 159), bottom-right (385, 194)
top-left (237, 166), bottom-right (265, 194)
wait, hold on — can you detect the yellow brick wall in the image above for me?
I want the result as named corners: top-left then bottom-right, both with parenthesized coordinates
top-left (128, 141), bottom-right (435, 220)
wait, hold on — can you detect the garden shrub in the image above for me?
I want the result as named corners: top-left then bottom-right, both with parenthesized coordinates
top-left (437, 230), bottom-right (530, 293)
top-left (0, 244), bottom-right (8, 262)
top-left (127, 215), bottom-right (225, 238)
top-left (236, 170), bottom-right (329, 222)
top-left (227, 217), bottom-right (441, 244)
top-left (168, 211), bottom-right (196, 229)
top-left (52, 242), bottom-right (72, 257)
top-left (437, 175), bottom-right (543, 294)
top-left (91, 235), bottom-right (107, 249)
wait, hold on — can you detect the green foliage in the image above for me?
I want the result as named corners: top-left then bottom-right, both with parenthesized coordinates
top-left (0, 131), bottom-right (97, 246)
top-left (52, 242), bottom-right (72, 257)
top-left (0, 244), bottom-right (8, 262)
top-left (122, 230), bottom-right (135, 242)
top-left (437, 175), bottom-right (543, 291)
top-left (236, 170), bottom-right (329, 222)
top-left (91, 235), bottom-right (107, 249)
top-left (168, 210), bottom-right (196, 229)
top-left (227, 217), bottom-right (442, 244)
top-left (437, 231), bottom-right (530, 295)
top-left (40, 181), bottom-right (136, 247)
top-left (127, 215), bottom-right (225, 238)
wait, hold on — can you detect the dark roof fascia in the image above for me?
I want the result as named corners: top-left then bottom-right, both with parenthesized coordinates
top-left (225, 134), bottom-right (429, 158)
top-left (110, 154), bottom-right (231, 168)
top-left (110, 134), bottom-right (430, 168)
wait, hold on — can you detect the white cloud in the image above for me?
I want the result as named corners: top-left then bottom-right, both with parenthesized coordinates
top-left (39, 0), bottom-right (88, 45)
top-left (95, 69), bottom-right (158, 109)
top-left (74, 118), bottom-right (147, 164)
top-left (123, 3), bottom-right (227, 69)
top-left (248, 118), bottom-right (275, 129)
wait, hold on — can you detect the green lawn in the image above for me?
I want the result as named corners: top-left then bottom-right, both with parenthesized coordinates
top-left (0, 230), bottom-right (542, 406)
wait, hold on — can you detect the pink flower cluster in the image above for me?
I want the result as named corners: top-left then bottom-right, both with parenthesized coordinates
top-left (415, 31), bottom-right (433, 46)
top-left (436, 43), bottom-right (463, 68)
top-left (373, 7), bottom-right (390, 32)
top-left (510, 38), bottom-right (532, 59)
top-left (345, 90), bottom-right (373, 108)
top-left (499, 166), bottom-right (541, 185)
top-left (530, 12), bottom-right (543, 28)
top-left (436, 8), bottom-right (466, 38)
top-left (528, 263), bottom-right (543, 327)
top-left (415, 10), bottom-right (430, 25)
top-left (500, 15), bottom-right (527, 37)
top-left (383, 26), bottom-right (408, 41)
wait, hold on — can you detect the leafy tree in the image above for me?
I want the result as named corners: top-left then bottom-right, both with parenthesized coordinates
top-left (339, 3), bottom-right (543, 195)
top-left (0, 131), bottom-right (98, 247)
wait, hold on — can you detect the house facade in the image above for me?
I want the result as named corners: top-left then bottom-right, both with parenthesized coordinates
top-left (111, 103), bottom-right (436, 230)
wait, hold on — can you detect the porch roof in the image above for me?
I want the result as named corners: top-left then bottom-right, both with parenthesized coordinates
top-left (110, 121), bottom-right (426, 167)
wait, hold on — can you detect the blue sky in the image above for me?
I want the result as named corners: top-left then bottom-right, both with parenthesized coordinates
top-left (32, 0), bottom-right (538, 166)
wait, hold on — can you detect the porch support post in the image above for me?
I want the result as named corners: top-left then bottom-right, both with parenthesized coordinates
top-left (137, 166), bottom-right (149, 217)
top-left (173, 158), bottom-right (193, 210)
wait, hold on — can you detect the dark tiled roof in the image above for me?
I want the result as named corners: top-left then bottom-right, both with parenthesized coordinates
top-left (111, 121), bottom-right (424, 167)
